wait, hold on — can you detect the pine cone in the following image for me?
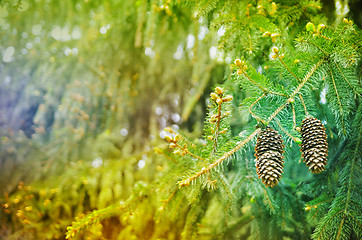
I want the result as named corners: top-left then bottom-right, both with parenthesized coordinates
top-left (301, 117), bottom-right (328, 174)
top-left (255, 127), bottom-right (285, 187)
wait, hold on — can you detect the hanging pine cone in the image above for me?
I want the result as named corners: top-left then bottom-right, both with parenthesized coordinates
top-left (255, 127), bottom-right (285, 187)
top-left (300, 117), bottom-right (328, 174)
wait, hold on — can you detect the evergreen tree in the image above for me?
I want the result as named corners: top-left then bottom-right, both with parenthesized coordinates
top-left (0, 0), bottom-right (361, 239)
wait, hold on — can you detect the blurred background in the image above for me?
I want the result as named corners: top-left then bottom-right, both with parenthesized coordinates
top-left (0, 0), bottom-right (360, 239)
top-left (0, 1), bottom-right (226, 238)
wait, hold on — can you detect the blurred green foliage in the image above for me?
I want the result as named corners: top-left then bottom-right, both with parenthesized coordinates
top-left (1, 0), bottom-right (223, 238)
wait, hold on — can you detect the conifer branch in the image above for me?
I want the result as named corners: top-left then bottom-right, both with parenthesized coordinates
top-left (336, 115), bottom-right (362, 239)
top-left (66, 203), bottom-right (125, 239)
top-left (318, 34), bottom-right (332, 41)
top-left (298, 94), bottom-right (309, 115)
top-left (154, 147), bottom-right (179, 164)
top-left (178, 59), bottom-right (324, 188)
top-left (249, 93), bottom-right (267, 123)
top-left (299, 39), bottom-right (328, 55)
top-left (328, 66), bottom-right (346, 135)
top-left (174, 142), bottom-right (207, 162)
top-left (236, 60), bottom-right (288, 97)
top-left (313, 104), bottom-right (362, 239)
top-left (194, 0), bottom-right (219, 18)
top-left (291, 103), bottom-right (297, 128)
top-left (212, 96), bottom-right (223, 153)
top-left (292, 59), bottom-right (324, 97)
top-left (263, 189), bottom-right (275, 211)
top-left (164, 128), bottom-right (207, 162)
top-left (305, 199), bottom-right (332, 212)
top-left (178, 128), bottom-right (261, 187)
top-left (165, 127), bottom-right (196, 147)
top-left (276, 51), bottom-right (301, 82)
top-left (238, 68), bottom-right (267, 93)
top-left (209, 87), bottom-right (233, 154)
top-left (333, 62), bottom-right (359, 96)
top-left (275, 120), bottom-right (298, 142)
top-left (267, 102), bottom-right (289, 124)
top-left (160, 188), bottom-right (178, 212)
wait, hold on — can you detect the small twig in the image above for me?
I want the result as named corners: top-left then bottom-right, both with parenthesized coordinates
top-left (317, 33), bottom-right (332, 41)
top-left (267, 101), bottom-right (289, 124)
top-left (333, 61), bottom-right (359, 96)
top-left (328, 65), bottom-right (346, 134)
top-left (241, 70), bottom-right (268, 93)
top-left (160, 188), bottom-right (178, 212)
top-left (155, 147), bottom-right (178, 164)
top-left (290, 59), bottom-right (324, 99)
top-left (291, 103), bottom-right (297, 129)
top-left (301, 39), bottom-right (328, 55)
top-left (212, 99), bottom-right (223, 153)
top-left (174, 142), bottom-right (207, 162)
top-left (240, 67), bottom-right (287, 97)
top-left (165, 128), bottom-right (207, 163)
top-left (269, 91), bottom-right (288, 97)
top-left (277, 54), bottom-right (301, 82)
top-left (298, 94), bottom-right (309, 116)
top-left (275, 120), bottom-right (298, 142)
top-left (249, 93), bottom-right (267, 123)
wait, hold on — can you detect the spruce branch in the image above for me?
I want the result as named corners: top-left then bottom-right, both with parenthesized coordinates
top-left (164, 128), bottom-right (207, 163)
top-left (194, 0), bottom-right (220, 18)
top-left (298, 38), bottom-right (328, 55)
top-left (284, 58), bottom-right (324, 108)
top-left (335, 114), bottom-right (362, 239)
top-left (333, 62), bottom-right (359, 96)
top-left (178, 128), bottom-right (261, 188)
top-left (305, 199), bottom-right (333, 218)
top-left (273, 47), bottom-right (301, 82)
top-left (174, 141), bottom-right (207, 163)
top-left (328, 65), bottom-right (346, 135)
top-left (160, 188), bottom-right (178, 212)
top-left (236, 59), bottom-right (288, 97)
top-left (178, 59), bottom-right (324, 188)
top-left (275, 120), bottom-right (299, 143)
top-left (66, 203), bottom-right (125, 239)
top-left (291, 102), bottom-right (297, 129)
top-left (249, 93), bottom-right (267, 123)
top-left (154, 147), bottom-right (179, 164)
top-left (236, 63), bottom-right (266, 94)
top-left (317, 32), bottom-right (332, 41)
top-left (298, 93), bottom-right (309, 116)
top-left (208, 87), bottom-right (233, 154)
top-left (263, 188), bottom-right (276, 212)
top-left (209, 87), bottom-right (226, 153)
top-left (313, 103), bottom-right (362, 239)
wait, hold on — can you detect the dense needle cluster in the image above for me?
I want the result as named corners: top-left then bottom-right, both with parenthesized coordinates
top-left (255, 127), bottom-right (285, 187)
top-left (301, 117), bottom-right (328, 173)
